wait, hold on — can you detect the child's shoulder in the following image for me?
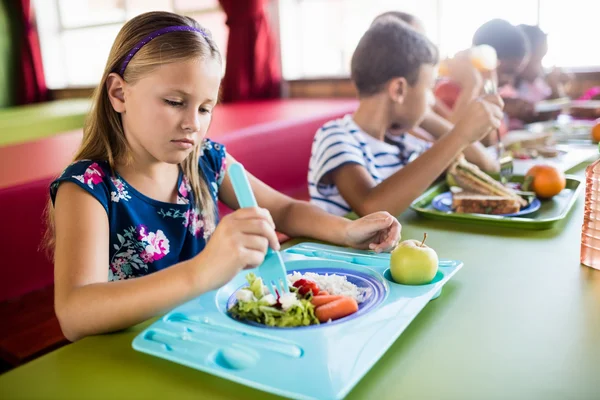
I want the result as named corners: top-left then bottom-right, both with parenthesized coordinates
top-left (54, 159), bottom-right (112, 188)
top-left (50, 160), bottom-right (113, 211)
top-left (314, 115), bottom-right (363, 146)
top-left (58, 159), bottom-right (111, 178)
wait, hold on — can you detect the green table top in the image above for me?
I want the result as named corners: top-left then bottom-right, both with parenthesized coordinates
top-left (0, 99), bottom-right (91, 146)
top-left (1, 166), bottom-right (599, 400)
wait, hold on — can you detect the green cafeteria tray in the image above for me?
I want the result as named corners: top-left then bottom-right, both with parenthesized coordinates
top-left (409, 175), bottom-right (583, 230)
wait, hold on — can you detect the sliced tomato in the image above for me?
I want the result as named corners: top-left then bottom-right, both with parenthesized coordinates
top-left (293, 279), bottom-right (309, 289)
top-left (298, 281), bottom-right (320, 296)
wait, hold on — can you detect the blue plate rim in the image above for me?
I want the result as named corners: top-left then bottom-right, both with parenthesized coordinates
top-left (431, 191), bottom-right (541, 217)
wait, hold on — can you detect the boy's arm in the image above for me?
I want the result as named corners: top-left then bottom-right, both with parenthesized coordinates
top-left (331, 131), bottom-right (467, 217)
top-left (332, 96), bottom-right (504, 217)
top-left (420, 109), bottom-right (499, 172)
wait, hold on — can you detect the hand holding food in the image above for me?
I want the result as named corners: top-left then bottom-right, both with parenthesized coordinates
top-left (453, 94), bottom-right (504, 143)
top-left (196, 207), bottom-right (279, 292)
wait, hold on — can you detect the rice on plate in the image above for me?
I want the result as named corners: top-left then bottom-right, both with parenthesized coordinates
top-left (287, 271), bottom-right (370, 303)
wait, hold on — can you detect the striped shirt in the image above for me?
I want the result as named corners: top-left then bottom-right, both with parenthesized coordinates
top-left (308, 114), bottom-right (431, 216)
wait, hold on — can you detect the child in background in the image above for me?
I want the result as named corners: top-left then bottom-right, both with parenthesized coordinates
top-left (473, 19), bottom-right (529, 90)
top-left (371, 11), bottom-right (499, 172)
top-left (516, 24), bottom-right (569, 104)
top-left (48, 12), bottom-right (401, 341)
top-left (308, 17), bottom-right (504, 217)
top-left (472, 19), bottom-right (535, 123)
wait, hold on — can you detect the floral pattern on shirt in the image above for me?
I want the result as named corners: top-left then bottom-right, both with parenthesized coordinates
top-left (50, 139), bottom-right (227, 281)
top-left (110, 177), bottom-right (132, 203)
top-left (73, 162), bottom-right (104, 189)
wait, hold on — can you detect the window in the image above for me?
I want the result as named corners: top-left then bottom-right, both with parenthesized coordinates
top-left (278, 0), bottom-right (440, 80)
top-left (33, 0), bottom-right (227, 88)
top-left (279, 0), bottom-right (599, 80)
top-left (539, 0), bottom-right (600, 69)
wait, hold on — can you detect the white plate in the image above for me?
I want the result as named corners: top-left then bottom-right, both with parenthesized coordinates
top-left (525, 118), bottom-right (594, 136)
top-left (570, 100), bottom-right (600, 109)
top-left (534, 98), bottom-right (571, 113)
top-left (511, 145), bottom-right (597, 175)
top-left (485, 143), bottom-right (597, 175)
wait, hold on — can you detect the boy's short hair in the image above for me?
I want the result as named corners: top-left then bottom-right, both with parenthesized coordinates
top-left (473, 19), bottom-right (529, 61)
top-left (371, 11), bottom-right (416, 27)
top-left (518, 24), bottom-right (547, 54)
top-left (351, 17), bottom-right (439, 97)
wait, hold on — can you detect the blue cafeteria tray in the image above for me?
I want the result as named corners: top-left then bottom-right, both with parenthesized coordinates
top-left (132, 242), bottom-right (463, 399)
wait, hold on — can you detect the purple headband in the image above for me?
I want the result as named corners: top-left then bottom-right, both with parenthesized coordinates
top-left (118, 25), bottom-right (208, 76)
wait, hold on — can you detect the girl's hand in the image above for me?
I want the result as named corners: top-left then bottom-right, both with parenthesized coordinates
top-left (194, 207), bottom-right (279, 291)
top-left (344, 212), bottom-right (401, 253)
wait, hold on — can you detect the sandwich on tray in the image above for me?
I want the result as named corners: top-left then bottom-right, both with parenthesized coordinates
top-left (447, 157), bottom-right (528, 215)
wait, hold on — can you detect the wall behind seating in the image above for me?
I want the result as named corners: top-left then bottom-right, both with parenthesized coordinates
top-left (0, 0), bottom-right (17, 108)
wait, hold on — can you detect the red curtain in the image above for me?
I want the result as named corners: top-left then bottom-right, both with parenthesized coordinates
top-left (218, 0), bottom-right (281, 103)
top-left (15, 0), bottom-right (48, 105)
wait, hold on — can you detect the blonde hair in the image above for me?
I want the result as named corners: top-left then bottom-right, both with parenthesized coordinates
top-left (45, 11), bottom-right (222, 253)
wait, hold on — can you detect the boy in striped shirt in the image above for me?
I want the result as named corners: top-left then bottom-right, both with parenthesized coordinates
top-left (308, 17), bottom-right (504, 217)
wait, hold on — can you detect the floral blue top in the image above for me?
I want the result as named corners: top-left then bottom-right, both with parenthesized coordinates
top-left (50, 139), bottom-right (227, 282)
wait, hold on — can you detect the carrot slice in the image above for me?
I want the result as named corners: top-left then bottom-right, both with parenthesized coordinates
top-left (315, 291), bottom-right (329, 296)
top-left (315, 297), bottom-right (358, 322)
top-left (311, 295), bottom-right (343, 307)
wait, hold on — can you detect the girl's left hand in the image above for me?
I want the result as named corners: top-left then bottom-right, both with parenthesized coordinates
top-left (344, 212), bottom-right (401, 253)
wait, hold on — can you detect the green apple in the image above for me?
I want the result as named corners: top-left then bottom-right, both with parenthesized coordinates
top-left (390, 233), bottom-right (439, 285)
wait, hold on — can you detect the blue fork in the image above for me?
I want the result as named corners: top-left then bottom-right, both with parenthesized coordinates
top-left (227, 163), bottom-right (290, 296)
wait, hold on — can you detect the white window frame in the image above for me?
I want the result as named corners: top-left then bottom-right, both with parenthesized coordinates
top-left (35, 0), bottom-right (224, 89)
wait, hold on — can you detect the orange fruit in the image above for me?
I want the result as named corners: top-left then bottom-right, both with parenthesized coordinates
top-left (592, 120), bottom-right (600, 143)
top-left (525, 165), bottom-right (566, 199)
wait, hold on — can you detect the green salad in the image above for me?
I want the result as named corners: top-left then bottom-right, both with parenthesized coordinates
top-left (228, 273), bottom-right (319, 327)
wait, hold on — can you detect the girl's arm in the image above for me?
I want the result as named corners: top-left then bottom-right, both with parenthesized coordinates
top-left (406, 126), bottom-right (436, 143)
top-left (431, 98), bottom-right (453, 120)
top-left (54, 183), bottom-right (276, 341)
top-left (218, 154), bottom-right (400, 252)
